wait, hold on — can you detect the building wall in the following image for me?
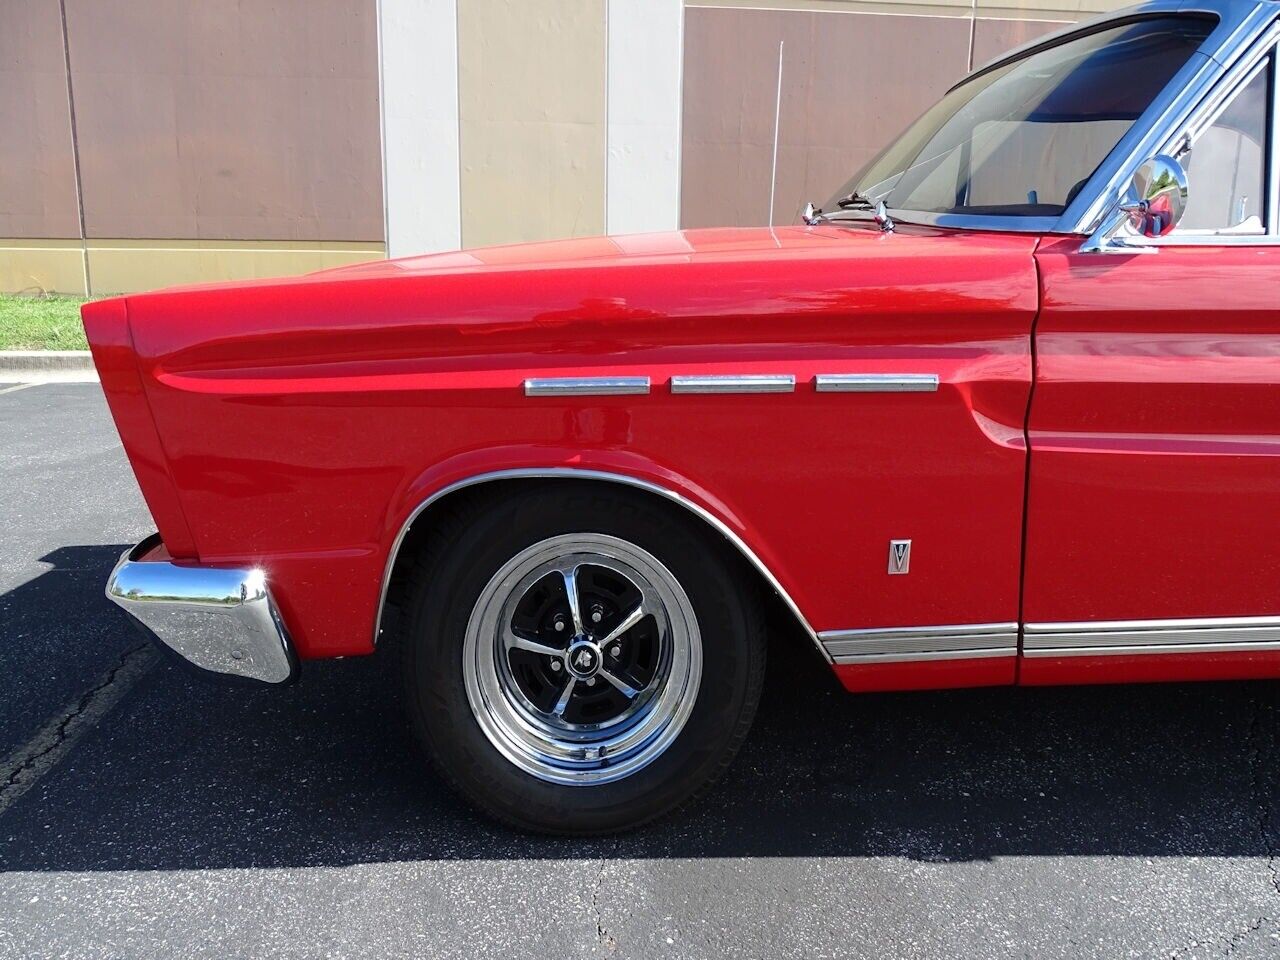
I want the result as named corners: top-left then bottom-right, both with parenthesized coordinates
top-left (457, 0), bottom-right (607, 248)
top-left (680, 0), bottom-right (1079, 228)
top-left (0, 0), bottom-right (385, 295)
top-left (1, 0), bottom-right (1132, 296)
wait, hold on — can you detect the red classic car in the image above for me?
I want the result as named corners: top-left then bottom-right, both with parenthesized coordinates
top-left (86, 0), bottom-right (1280, 833)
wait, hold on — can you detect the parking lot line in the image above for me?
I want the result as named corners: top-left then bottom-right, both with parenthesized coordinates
top-left (0, 382), bottom-right (44, 395)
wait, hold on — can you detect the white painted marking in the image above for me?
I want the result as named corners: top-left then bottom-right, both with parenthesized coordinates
top-left (0, 645), bottom-right (155, 817)
top-left (378, 0), bottom-right (462, 257)
top-left (0, 382), bottom-right (43, 395)
top-left (606, 0), bottom-right (684, 235)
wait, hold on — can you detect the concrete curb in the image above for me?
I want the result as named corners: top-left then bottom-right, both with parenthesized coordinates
top-left (0, 351), bottom-right (98, 383)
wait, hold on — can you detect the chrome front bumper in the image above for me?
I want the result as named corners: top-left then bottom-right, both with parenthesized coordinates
top-left (106, 535), bottom-right (298, 684)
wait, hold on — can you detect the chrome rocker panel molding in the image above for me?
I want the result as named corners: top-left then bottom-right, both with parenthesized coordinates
top-left (373, 467), bottom-right (834, 664)
top-left (1024, 616), bottom-right (1280, 657)
top-left (819, 622), bottom-right (1018, 664)
top-left (107, 534), bottom-right (298, 684)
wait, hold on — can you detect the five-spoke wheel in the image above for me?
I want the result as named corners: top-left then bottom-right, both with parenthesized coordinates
top-left (400, 484), bottom-right (765, 834)
top-left (465, 534), bottom-right (701, 784)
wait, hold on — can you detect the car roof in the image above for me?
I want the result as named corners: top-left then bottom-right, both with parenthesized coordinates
top-left (963, 0), bottom-right (1274, 85)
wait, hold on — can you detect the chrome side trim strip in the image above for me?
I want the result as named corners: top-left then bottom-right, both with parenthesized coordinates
top-left (820, 622), bottom-right (1018, 664)
top-left (524, 376), bottom-right (650, 397)
top-left (1024, 616), bottom-right (1280, 657)
top-left (107, 535), bottom-right (297, 684)
top-left (1024, 641), bottom-right (1280, 659)
top-left (375, 467), bottom-right (832, 663)
top-left (830, 648), bottom-right (1016, 665)
top-left (670, 374), bottom-right (795, 394)
top-left (815, 374), bottom-right (939, 393)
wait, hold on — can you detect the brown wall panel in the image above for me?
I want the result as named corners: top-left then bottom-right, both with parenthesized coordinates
top-left (0, 0), bottom-right (82, 239)
top-left (65, 0), bottom-right (383, 242)
top-left (681, 8), bottom-right (970, 229)
top-left (971, 17), bottom-right (1068, 68)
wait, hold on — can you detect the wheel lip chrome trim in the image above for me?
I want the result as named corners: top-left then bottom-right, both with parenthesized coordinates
top-left (1024, 615), bottom-right (1280, 656)
top-left (815, 374), bottom-right (939, 393)
top-left (374, 467), bottom-right (832, 663)
top-left (106, 533), bottom-right (298, 684)
top-left (524, 376), bottom-right (650, 397)
top-left (820, 621), bottom-right (1018, 663)
top-left (670, 374), bottom-right (795, 394)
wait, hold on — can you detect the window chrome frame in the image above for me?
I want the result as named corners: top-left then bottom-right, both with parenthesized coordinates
top-left (1065, 0), bottom-right (1279, 236)
top-left (842, 0), bottom-right (1277, 236)
top-left (1137, 29), bottom-right (1280, 245)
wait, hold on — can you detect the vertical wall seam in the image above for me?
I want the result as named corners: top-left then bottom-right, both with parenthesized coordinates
top-left (604, 0), bottom-right (611, 234)
top-left (768, 40), bottom-right (784, 225)
top-left (57, 0), bottom-right (91, 296)
top-left (375, 0), bottom-right (390, 258)
top-left (454, 0), bottom-right (463, 248)
top-left (675, 2), bottom-right (686, 230)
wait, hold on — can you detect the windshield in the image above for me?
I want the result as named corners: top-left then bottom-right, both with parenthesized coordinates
top-left (826, 16), bottom-right (1215, 219)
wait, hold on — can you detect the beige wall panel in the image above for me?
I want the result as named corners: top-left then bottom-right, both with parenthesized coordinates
top-left (0, 241), bottom-right (86, 296)
top-left (682, 8), bottom-right (969, 228)
top-left (687, 0), bottom-right (972, 16)
top-left (975, 0), bottom-right (1128, 21)
top-left (971, 18), bottom-right (1070, 67)
top-left (85, 241), bottom-right (385, 295)
top-left (681, 9), bottom-right (810, 228)
top-left (458, 0), bottom-right (606, 248)
top-left (64, 0), bottom-right (383, 242)
top-left (0, 1), bottom-right (81, 239)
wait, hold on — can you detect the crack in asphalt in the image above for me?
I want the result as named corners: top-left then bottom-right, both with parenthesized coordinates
top-left (1247, 696), bottom-right (1280, 901)
top-left (591, 857), bottom-right (618, 953)
top-left (1169, 698), bottom-right (1279, 959)
top-left (0, 641), bottom-right (155, 817)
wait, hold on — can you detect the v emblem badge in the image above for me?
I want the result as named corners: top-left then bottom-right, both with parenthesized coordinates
top-left (888, 539), bottom-right (911, 575)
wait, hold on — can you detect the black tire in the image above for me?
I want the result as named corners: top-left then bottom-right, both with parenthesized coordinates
top-left (400, 482), bottom-right (767, 835)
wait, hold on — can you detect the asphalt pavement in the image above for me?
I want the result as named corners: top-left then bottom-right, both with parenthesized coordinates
top-left (1, 382), bottom-right (1278, 959)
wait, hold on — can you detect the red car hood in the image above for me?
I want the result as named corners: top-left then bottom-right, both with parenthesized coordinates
top-left (315, 226), bottom-right (856, 281)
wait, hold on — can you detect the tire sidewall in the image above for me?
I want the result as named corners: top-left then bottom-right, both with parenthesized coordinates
top-left (405, 484), bottom-right (763, 833)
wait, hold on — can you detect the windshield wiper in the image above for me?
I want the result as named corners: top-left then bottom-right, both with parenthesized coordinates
top-left (834, 190), bottom-right (880, 210)
top-left (802, 194), bottom-right (895, 232)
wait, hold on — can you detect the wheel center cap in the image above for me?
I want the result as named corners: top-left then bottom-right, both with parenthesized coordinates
top-left (565, 639), bottom-right (602, 680)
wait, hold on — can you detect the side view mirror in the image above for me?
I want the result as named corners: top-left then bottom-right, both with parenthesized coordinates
top-left (1081, 154), bottom-right (1189, 254)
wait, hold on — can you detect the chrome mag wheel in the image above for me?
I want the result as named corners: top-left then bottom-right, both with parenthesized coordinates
top-left (462, 533), bottom-right (702, 785)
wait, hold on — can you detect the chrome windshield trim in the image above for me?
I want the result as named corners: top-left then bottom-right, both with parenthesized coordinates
top-left (525, 376), bottom-right (650, 397)
top-left (1271, 35), bottom-right (1280, 234)
top-left (106, 535), bottom-right (297, 684)
top-left (856, 0), bottom-right (1275, 237)
top-left (820, 622), bottom-right (1018, 662)
top-left (815, 374), bottom-right (939, 393)
top-left (670, 374), bottom-right (795, 394)
top-left (1067, 2), bottom-right (1278, 233)
top-left (374, 468), bottom-right (832, 664)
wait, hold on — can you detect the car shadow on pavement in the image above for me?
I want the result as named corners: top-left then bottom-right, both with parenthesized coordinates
top-left (1, 548), bottom-right (1277, 873)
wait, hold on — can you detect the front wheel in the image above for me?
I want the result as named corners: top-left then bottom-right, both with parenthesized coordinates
top-left (401, 484), bottom-right (766, 834)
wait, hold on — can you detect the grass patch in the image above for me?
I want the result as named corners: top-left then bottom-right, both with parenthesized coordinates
top-left (0, 294), bottom-right (91, 351)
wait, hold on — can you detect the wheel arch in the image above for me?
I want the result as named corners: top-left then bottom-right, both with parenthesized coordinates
top-left (375, 468), bottom-right (830, 664)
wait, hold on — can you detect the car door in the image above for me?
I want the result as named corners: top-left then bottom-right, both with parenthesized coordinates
top-left (1022, 45), bottom-right (1280, 683)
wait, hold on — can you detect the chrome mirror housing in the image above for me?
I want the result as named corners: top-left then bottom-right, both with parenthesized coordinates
top-left (1081, 154), bottom-right (1188, 253)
